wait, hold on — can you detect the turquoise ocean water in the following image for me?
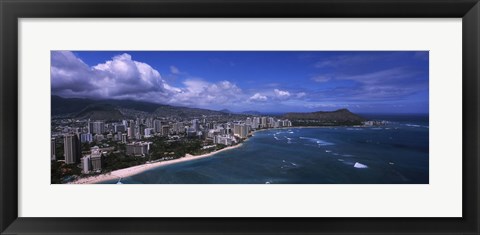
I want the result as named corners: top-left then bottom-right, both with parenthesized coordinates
top-left (100, 114), bottom-right (428, 184)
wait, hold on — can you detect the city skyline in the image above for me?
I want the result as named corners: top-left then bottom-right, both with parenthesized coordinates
top-left (51, 51), bottom-right (429, 114)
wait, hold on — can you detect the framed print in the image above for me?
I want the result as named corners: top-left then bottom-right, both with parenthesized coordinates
top-left (1, 0), bottom-right (479, 234)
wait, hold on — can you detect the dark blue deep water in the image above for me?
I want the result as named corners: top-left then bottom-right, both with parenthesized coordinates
top-left (101, 114), bottom-right (428, 184)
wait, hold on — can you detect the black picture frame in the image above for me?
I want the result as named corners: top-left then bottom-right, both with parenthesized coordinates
top-left (1, 0), bottom-right (479, 234)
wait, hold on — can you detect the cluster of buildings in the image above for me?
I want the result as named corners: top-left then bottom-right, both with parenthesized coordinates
top-left (51, 115), bottom-right (292, 175)
top-left (363, 120), bottom-right (388, 126)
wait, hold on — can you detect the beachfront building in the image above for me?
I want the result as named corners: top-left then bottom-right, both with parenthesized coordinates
top-left (252, 117), bottom-right (260, 129)
top-left (214, 135), bottom-right (237, 146)
top-left (233, 123), bottom-right (249, 139)
top-left (81, 146), bottom-right (103, 174)
top-left (261, 117), bottom-right (268, 128)
top-left (64, 134), bottom-right (81, 164)
top-left (126, 141), bottom-right (151, 157)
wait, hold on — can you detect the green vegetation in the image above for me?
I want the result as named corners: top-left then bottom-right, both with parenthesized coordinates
top-left (51, 161), bottom-right (82, 184)
top-left (54, 140), bottom-right (64, 160)
top-left (103, 152), bottom-right (147, 172)
top-left (148, 137), bottom-right (205, 161)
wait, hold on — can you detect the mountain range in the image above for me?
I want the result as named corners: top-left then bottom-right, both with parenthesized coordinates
top-left (52, 96), bottom-right (366, 123)
top-left (51, 95), bottom-right (234, 120)
top-left (283, 109), bottom-right (366, 123)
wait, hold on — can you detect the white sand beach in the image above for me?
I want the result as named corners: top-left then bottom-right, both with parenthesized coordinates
top-left (69, 143), bottom-right (244, 184)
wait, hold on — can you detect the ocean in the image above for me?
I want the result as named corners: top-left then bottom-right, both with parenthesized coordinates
top-left (100, 114), bottom-right (429, 184)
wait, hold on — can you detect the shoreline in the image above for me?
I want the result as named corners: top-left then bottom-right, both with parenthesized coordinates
top-left (69, 126), bottom-right (365, 184)
top-left (253, 125), bottom-right (367, 133)
top-left (69, 143), bottom-right (244, 184)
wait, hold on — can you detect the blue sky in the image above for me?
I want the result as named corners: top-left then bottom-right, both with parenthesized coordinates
top-left (51, 51), bottom-right (429, 114)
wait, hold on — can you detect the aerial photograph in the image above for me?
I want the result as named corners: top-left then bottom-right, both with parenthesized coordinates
top-left (50, 51), bottom-right (429, 184)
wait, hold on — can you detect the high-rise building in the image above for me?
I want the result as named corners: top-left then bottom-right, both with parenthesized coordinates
top-left (64, 134), bottom-right (81, 164)
top-left (114, 124), bottom-right (126, 133)
top-left (144, 128), bottom-right (154, 137)
top-left (127, 127), bottom-right (134, 138)
top-left (253, 117), bottom-right (260, 129)
top-left (233, 124), bottom-right (248, 138)
top-left (261, 117), bottom-right (267, 128)
top-left (146, 118), bottom-right (153, 128)
top-left (81, 156), bottom-right (90, 174)
top-left (121, 133), bottom-right (128, 143)
top-left (246, 117), bottom-right (252, 126)
top-left (214, 135), bottom-right (237, 145)
top-left (192, 119), bottom-right (199, 131)
top-left (126, 142), bottom-right (150, 156)
top-left (88, 121), bottom-right (105, 134)
top-left (161, 125), bottom-right (170, 136)
top-left (90, 146), bottom-right (103, 171)
top-left (153, 120), bottom-right (162, 133)
top-left (81, 146), bottom-right (103, 174)
top-left (172, 122), bottom-right (185, 134)
top-left (80, 133), bottom-right (93, 143)
top-left (225, 123), bottom-right (232, 135)
top-left (268, 117), bottom-right (275, 128)
top-left (51, 138), bottom-right (56, 161)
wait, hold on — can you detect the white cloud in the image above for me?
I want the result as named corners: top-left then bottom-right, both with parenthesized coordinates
top-left (311, 75), bottom-right (331, 83)
top-left (51, 51), bottom-right (245, 108)
top-left (170, 79), bottom-right (243, 106)
top-left (249, 93), bottom-right (268, 102)
top-left (170, 66), bottom-right (180, 74)
top-left (51, 51), bottom-right (176, 100)
top-left (52, 51), bottom-right (321, 110)
top-left (296, 92), bottom-right (306, 98)
top-left (274, 89), bottom-right (290, 99)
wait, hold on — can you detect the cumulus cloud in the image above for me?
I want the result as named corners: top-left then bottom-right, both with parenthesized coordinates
top-left (170, 79), bottom-right (243, 106)
top-left (50, 51), bottom-right (96, 93)
top-left (249, 93), bottom-right (268, 102)
top-left (51, 51), bottom-right (176, 101)
top-left (51, 51), bottom-right (243, 108)
top-left (273, 89), bottom-right (290, 99)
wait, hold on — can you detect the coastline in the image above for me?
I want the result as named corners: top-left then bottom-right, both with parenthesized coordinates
top-left (69, 126), bottom-right (363, 184)
top-left (69, 143), bottom-right (244, 184)
top-left (252, 125), bottom-right (366, 134)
